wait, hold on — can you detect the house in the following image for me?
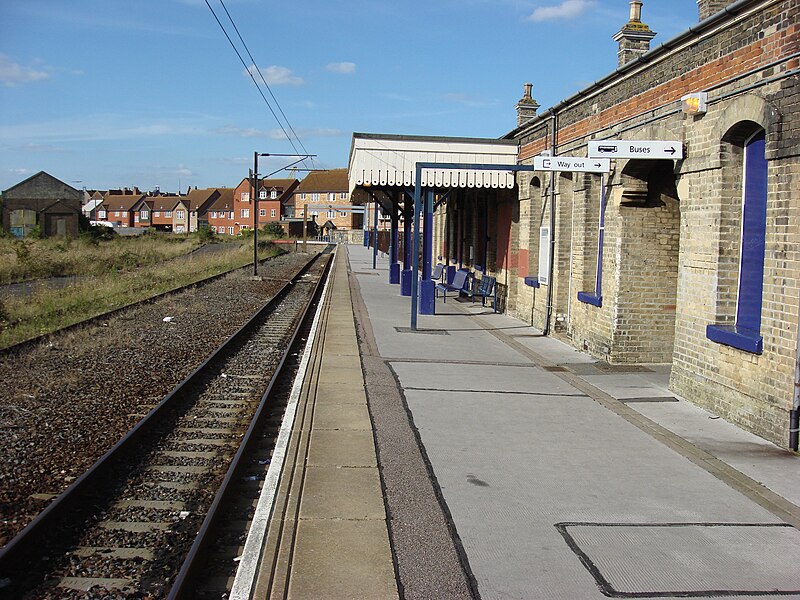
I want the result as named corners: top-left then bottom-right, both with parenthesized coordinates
top-left (207, 188), bottom-right (236, 235)
top-left (183, 187), bottom-right (223, 232)
top-left (1, 171), bottom-right (83, 237)
top-left (131, 197), bottom-right (155, 229)
top-left (100, 193), bottom-right (144, 228)
top-left (232, 177), bottom-right (299, 234)
top-left (291, 169), bottom-right (356, 228)
top-left (149, 196), bottom-right (182, 232)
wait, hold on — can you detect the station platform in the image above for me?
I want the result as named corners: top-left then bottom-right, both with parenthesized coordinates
top-left (236, 244), bottom-right (800, 600)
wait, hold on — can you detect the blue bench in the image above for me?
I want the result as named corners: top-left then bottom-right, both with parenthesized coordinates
top-left (435, 268), bottom-right (471, 303)
top-left (465, 275), bottom-right (497, 312)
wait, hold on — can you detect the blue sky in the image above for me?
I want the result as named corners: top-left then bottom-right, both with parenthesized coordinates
top-left (0, 0), bottom-right (700, 193)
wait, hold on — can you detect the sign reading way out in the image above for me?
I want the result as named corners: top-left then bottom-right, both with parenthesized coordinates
top-left (533, 156), bottom-right (611, 173)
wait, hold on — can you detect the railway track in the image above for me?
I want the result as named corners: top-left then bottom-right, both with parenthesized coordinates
top-left (0, 249), bottom-right (333, 599)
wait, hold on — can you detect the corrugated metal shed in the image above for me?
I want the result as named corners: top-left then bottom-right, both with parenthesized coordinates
top-left (348, 133), bottom-right (519, 191)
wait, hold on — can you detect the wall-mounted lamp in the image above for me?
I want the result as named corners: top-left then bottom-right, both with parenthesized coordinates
top-left (681, 92), bottom-right (708, 115)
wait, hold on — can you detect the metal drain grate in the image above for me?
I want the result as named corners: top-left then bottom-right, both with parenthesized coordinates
top-left (542, 365), bottom-right (568, 372)
top-left (619, 396), bottom-right (679, 403)
top-left (556, 522), bottom-right (800, 597)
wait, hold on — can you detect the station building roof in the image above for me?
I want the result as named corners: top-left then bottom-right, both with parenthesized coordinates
top-left (348, 133), bottom-right (519, 192)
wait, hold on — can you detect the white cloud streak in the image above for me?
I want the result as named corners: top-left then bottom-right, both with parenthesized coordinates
top-left (528, 0), bottom-right (595, 22)
top-left (326, 62), bottom-right (356, 74)
top-left (214, 126), bottom-right (344, 140)
top-left (246, 65), bottom-right (304, 86)
top-left (0, 54), bottom-right (50, 87)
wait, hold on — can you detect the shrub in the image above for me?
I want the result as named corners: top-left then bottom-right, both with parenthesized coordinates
top-left (262, 221), bottom-right (285, 238)
top-left (195, 226), bottom-right (215, 242)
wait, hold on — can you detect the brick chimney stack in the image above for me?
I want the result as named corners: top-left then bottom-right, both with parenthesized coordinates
top-left (515, 82), bottom-right (540, 127)
top-left (697, 0), bottom-right (730, 20)
top-left (613, 0), bottom-right (656, 67)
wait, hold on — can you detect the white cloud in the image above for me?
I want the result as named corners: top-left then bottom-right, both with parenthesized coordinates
top-left (528, 0), bottom-right (595, 22)
top-left (0, 54), bottom-right (49, 87)
top-left (246, 65), bottom-right (304, 86)
top-left (214, 126), bottom-right (344, 140)
top-left (326, 62), bottom-right (356, 74)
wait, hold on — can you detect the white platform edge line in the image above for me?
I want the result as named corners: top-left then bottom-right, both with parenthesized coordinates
top-left (229, 249), bottom-right (336, 600)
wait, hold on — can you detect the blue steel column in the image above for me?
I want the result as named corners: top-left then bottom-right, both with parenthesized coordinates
top-left (372, 196), bottom-right (379, 270)
top-left (419, 188), bottom-right (435, 314)
top-left (363, 202), bottom-right (370, 247)
top-left (389, 192), bottom-right (400, 284)
top-left (410, 168), bottom-right (422, 329)
top-left (401, 190), bottom-right (413, 296)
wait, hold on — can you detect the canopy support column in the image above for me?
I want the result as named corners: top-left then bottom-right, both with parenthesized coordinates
top-left (419, 188), bottom-right (435, 314)
top-left (389, 191), bottom-right (400, 284)
top-left (401, 190), bottom-right (413, 296)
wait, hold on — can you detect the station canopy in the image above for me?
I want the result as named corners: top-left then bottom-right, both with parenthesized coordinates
top-left (348, 133), bottom-right (519, 193)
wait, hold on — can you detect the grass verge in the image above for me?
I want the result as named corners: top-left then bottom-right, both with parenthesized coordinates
top-left (0, 242), bottom-right (282, 349)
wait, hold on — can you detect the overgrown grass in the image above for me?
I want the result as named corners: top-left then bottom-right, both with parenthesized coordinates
top-left (0, 241), bottom-right (282, 349)
top-left (0, 233), bottom-right (206, 284)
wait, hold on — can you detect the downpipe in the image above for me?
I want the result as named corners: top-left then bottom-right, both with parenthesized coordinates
top-left (792, 294), bottom-right (800, 451)
top-left (543, 110), bottom-right (558, 336)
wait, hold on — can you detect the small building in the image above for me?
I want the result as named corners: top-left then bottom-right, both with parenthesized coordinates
top-left (132, 197), bottom-right (155, 229)
top-left (149, 196), bottom-right (182, 232)
top-left (207, 188), bottom-right (236, 235)
top-left (291, 169), bottom-right (356, 228)
top-left (1, 171), bottom-right (83, 237)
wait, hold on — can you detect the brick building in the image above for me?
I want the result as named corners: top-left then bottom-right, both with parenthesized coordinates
top-left (291, 169), bottom-right (358, 229)
top-left (431, 0), bottom-right (800, 449)
top-left (207, 188), bottom-right (236, 235)
top-left (231, 177), bottom-right (299, 234)
top-left (99, 193), bottom-right (144, 228)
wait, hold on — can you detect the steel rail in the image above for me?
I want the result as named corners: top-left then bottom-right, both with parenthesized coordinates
top-left (168, 250), bottom-right (333, 599)
top-left (0, 250), bottom-right (328, 593)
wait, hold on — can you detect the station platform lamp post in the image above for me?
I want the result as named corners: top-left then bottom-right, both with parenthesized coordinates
top-left (251, 152), bottom-right (314, 277)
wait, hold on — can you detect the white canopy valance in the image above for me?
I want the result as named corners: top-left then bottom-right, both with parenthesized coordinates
top-left (348, 133), bottom-right (519, 191)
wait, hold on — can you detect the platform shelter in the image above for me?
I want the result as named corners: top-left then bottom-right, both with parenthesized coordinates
top-left (347, 133), bottom-right (518, 322)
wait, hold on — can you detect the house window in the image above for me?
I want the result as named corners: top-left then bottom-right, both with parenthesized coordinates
top-left (259, 190), bottom-right (267, 199)
top-left (270, 190), bottom-right (278, 199)
top-left (154, 211), bottom-right (160, 217)
top-left (229, 211), bottom-right (234, 219)
top-left (260, 208), bottom-right (266, 216)
top-left (270, 208), bottom-right (276, 217)
top-left (327, 210), bottom-right (335, 218)
top-left (241, 209), bottom-right (250, 218)
top-left (115, 211), bottom-right (121, 217)
top-left (340, 211), bottom-right (347, 218)
top-left (98, 210), bottom-right (107, 219)
top-left (165, 210), bottom-right (172, 217)
top-left (211, 211), bottom-right (217, 218)
top-left (241, 192), bottom-right (250, 202)
top-left (340, 192), bottom-right (347, 199)
top-left (300, 193), bottom-right (306, 200)
top-left (329, 192), bottom-right (336, 201)
top-left (228, 226), bottom-right (234, 235)
top-left (707, 128), bottom-right (768, 354)
top-left (311, 193), bottom-right (320, 201)
top-left (134, 215), bottom-right (139, 223)
top-left (140, 210), bottom-right (149, 220)
top-left (176, 210), bottom-right (185, 219)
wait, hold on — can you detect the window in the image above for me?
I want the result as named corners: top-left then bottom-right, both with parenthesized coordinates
top-left (300, 193), bottom-right (306, 200)
top-left (229, 211), bottom-right (234, 219)
top-left (134, 215), bottom-right (139, 223)
top-left (165, 210), bottom-right (172, 217)
top-left (707, 127), bottom-right (767, 354)
top-left (140, 210), bottom-right (149, 220)
top-left (327, 210), bottom-right (336, 218)
top-left (329, 192), bottom-right (336, 201)
top-left (260, 208), bottom-right (266, 217)
top-left (212, 226), bottom-right (217, 233)
top-left (270, 190), bottom-right (278, 199)
top-left (98, 210), bottom-right (106, 219)
top-left (259, 190), bottom-right (267, 199)
top-left (340, 211), bottom-right (347, 218)
top-left (211, 211), bottom-right (217, 218)
top-left (241, 209), bottom-right (250, 218)
top-left (241, 192), bottom-right (250, 202)
top-left (270, 208), bottom-right (276, 217)
top-left (340, 192), bottom-right (347, 199)
top-left (176, 210), bottom-right (185, 219)
top-left (154, 211), bottom-right (160, 217)
top-left (311, 193), bottom-right (320, 201)
top-left (115, 211), bottom-right (121, 217)
top-left (227, 226), bottom-right (234, 235)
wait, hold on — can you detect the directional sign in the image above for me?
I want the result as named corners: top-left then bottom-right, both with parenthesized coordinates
top-left (588, 140), bottom-right (683, 160)
top-left (533, 156), bottom-right (610, 173)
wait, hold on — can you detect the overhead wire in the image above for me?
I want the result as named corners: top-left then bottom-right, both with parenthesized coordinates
top-left (203, 0), bottom-right (314, 172)
top-left (217, 0), bottom-right (315, 170)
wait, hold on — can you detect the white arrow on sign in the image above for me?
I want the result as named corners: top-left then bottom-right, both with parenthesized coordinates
top-left (588, 140), bottom-right (684, 160)
top-left (533, 156), bottom-right (611, 173)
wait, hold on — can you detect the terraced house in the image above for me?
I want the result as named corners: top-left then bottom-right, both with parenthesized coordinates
top-left (232, 177), bottom-right (299, 235)
top-left (430, 0), bottom-right (800, 449)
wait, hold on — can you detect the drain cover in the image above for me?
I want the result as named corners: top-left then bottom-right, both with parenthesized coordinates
top-left (556, 522), bottom-right (800, 597)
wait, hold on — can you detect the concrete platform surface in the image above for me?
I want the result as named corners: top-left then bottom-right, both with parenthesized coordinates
top-left (347, 244), bottom-right (800, 600)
